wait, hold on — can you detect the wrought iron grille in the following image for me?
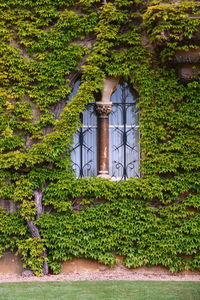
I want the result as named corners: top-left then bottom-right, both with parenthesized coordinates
top-left (71, 103), bottom-right (97, 178)
top-left (69, 81), bottom-right (139, 180)
top-left (67, 81), bottom-right (97, 178)
top-left (109, 82), bottom-right (140, 180)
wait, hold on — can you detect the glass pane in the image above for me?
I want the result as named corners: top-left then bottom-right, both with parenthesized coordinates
top-left (110, 103), bottom-right (123, 125)
top-left (67, 80), bottom-right (80, 102)
top-left (109, 83), bottom-right (140, 180)
top-left (110, 82), bottom-right (136, 104)
top-left (69, 82), bottom-right (97, 178)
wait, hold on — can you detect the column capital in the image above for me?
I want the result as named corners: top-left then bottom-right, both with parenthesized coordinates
top-left (95, 102), bottom-right (112, 117)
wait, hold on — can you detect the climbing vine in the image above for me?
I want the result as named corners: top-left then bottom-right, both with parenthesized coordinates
top-left (0, 0), bottom-right (199, 276)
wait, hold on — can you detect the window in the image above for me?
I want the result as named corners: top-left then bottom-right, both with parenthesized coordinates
top-left (69, 81), bottom-right (140, 180)
top-left (71, 102), bottom-right (97, 178)
top-left (109, 82), bottom-right (140, 180)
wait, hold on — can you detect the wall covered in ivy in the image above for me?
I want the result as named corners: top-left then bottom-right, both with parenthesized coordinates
top-left (0, 0), bottom-right (200, 275)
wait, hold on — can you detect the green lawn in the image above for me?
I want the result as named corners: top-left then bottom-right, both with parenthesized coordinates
top-left (0, 281), bottom-right (200, 300)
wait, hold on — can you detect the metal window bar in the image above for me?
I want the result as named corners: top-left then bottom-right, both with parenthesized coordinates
top-left (69, 81), bottom-right (139, 180)
top-left (67, 81), bottom-right (97, 178)
top-left (71, 103), bottom-right (97, 178)
top-left (109, 82), bottom-right (140, 180)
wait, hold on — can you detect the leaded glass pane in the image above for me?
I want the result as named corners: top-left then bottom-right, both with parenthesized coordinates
top-left (70, 81), bottom-right (139, 180)
top-left (109, 83), bottom-right (140, 180)
top-left (71, 104), bottom-right (97, 178)
top-left (68, 82), bottom-right (97, 178)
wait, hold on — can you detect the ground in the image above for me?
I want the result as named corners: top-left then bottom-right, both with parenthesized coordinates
top-left (0, 270), bottom-right (200, 283)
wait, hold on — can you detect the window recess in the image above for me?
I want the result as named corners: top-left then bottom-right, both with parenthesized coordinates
top-left (70, 81), bottom-right (140, 180)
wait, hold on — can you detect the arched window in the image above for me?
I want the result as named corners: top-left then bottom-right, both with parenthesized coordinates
top-left (69, 81), bottom-right (139, 179)
top-left (109, 82), bottom-right (140, 180)
top-left (69, 81), bottom-right (97, 178)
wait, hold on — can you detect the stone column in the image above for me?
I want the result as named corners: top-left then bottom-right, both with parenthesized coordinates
top-left (95, 102), bottom-right (112, 178)
top-left (95, 77), bottom-right (119, 178)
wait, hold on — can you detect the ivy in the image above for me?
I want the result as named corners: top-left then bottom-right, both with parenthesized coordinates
top-left (0, 0), bottom-right (199, 275)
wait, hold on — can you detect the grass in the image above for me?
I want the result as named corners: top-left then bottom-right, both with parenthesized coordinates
top-left (0, 281), bottom-right (200, 300)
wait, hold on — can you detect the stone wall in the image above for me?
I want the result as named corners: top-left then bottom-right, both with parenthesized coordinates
top-left (0, 252), bottom-right (23, 275)
top-left (1, 253), bottom-right (200, 276)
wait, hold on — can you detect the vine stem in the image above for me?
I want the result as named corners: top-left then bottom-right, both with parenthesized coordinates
top-left (27, 191), bottom-right (49, 275)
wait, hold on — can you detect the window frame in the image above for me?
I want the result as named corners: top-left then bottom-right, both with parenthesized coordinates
top-left (69, 81), bottom-right (140, 180)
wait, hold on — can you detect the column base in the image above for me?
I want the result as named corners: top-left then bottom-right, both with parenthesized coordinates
top-left (97, 171), bottom-right (111, 179)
